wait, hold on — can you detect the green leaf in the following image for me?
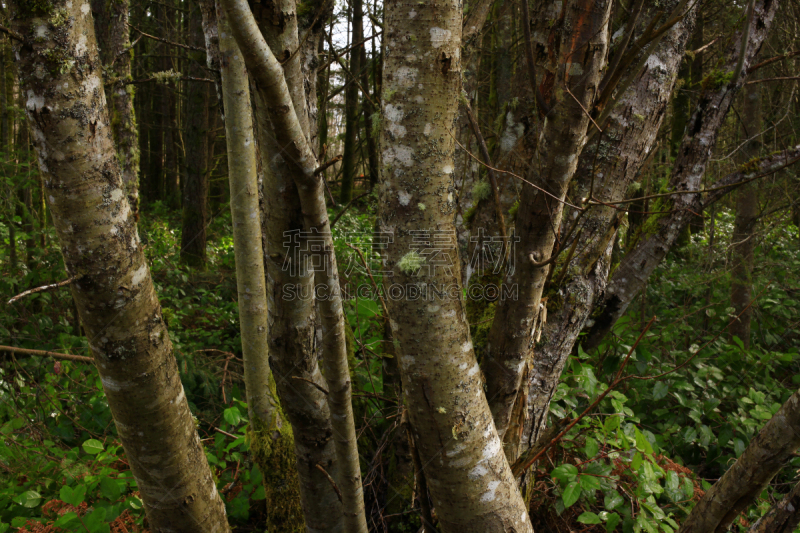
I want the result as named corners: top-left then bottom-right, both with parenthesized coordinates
top-left (551, 463), bottom-right (578, 484)
top-left (584, 437), bottom-right (600, 458)
top-left (126, 495), bottom-right (143, 510)
top-left (53, 512), bottom-right (79, 528)
top-left (577, 511), bottom-right (602, 524)
top-left (635, 427), bottom-right (654, 455)
top-left (100, 476), bottom-right (122, 501)
top-left (82, 439), bottom-right (104, 455)
top-left (580, 474), bottom-right (602, 492)
top-left (223, 406), bottom-right (241, 426)
top-left (631, 452), bottom-right (643, 471)
top-left (653, 381), bottom-right (669, 400)
top-left (732, 336), bottom-right (745, 350)
top-left (14, 490), bottom-right (41, 508)
top-left (60, 484), bottom-right (86, 507)
top-left (734, 438), bottom-right (746, 457)
top-left (606, 512), bottom-right (621, 532)
top-left (604, 491), bottom-right (624, 511)
top-left (562, 481), bottom-right (582, 508)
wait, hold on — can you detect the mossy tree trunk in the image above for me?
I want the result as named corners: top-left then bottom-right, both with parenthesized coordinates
top-left (9, 1), bottom-right (231, 530)
top-left (378, 1), bottom-right (533, 530)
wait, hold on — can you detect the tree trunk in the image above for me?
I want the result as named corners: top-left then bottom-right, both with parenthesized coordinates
top-left (583, 0), bottom-right (780, 352)
top-left (482, 0), bottom-right (613, 450)
top-left (747, 480), bottom-right (800, 533)
top-left (91, 0), bottom-right (140, 217)
top-left (679, 388), bottom-right (800, 533)
top-left (180, 4), bottom-right (211, 268)
top-left (339, 0), bottom-right (363, 203)
top-left (519, 0), bottom-right (697, 455)
top-left (216, 6), bottom-right (303, 528)
top-left (221, 0), bottom-right (368, 530)
top-left (10, 1), bottom-right (231, 530)
top-left (378, 1), bottom-right (533, 530)
top-left (730, 83), bottom-right (761, 348)
top-left (360, 42), bottom-right (379, 188)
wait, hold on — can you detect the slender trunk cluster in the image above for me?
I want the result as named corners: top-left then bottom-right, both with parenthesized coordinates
top-left (10, 1), bottom-right (230, 530)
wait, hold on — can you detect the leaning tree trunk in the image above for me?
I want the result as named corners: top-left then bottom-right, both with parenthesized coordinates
top-left (221, 0), bottom-right (368, 530)
top-left (518, 0), bottom-right (697, 455)
top-left (481, 0), bottom-right (613, 450)
top-left (679, 388), bottom-right (800, 533)
top-left (378, 1), bottom-right (533, 531)
top-left (583, 0), bottom-right (780, 352)
top-left (730, 82), bottom-right (761, 348)
top-left (180, 4), bottom-right (211, 268)
top-left (215, 6), bottom-right (304, 528)
top-left (9, 1), bottom-right (230, 531)
top-left (747, 479), bottom-right (800, 533)
top-left (91, 0), bottom-right (140, 217)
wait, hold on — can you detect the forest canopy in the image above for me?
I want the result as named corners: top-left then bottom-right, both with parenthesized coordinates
top-left (1, 0), bottom-right (800, 531)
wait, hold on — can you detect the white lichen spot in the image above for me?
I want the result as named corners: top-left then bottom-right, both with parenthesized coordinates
top-left (468, 364), bottom-right (479, 377)
top-left (409, 9), bottom-right (417, 18)
top-left (482, 436), bottom-right (502, 461)
top-left (26, 90), bottom-right (45, 112)
top-left (35, 25), bottom-right (48, 40)
top-left (442, 163), bottom-right (454, 174)
top-left (383, 144), bottom-right (414, 167)
top-left (109, 227), bottom-right (118, 236)
top-left (469, 464), bottom-right (489, 480)
top-left (429, 27), bottom-right (452, 48)
top-left (131, 264), bottom-right (148, 287)
top-left (395, 66), bottom-right (418, 87)
top-left (461, 340), bottom-right (472, 353)
top-left (81, 2), bottom-right (90, 15)
top-left (646, 54), bottom-right (666, 73)
top-left (423, 123), bottom-right (433, 136)
top-left (480, 480), bottom-right (501, 502)
top-left (398, 190), bottom-right (412, 206)
top-left (401, 355), bottom-right (415, 367)
top-left (75, 34), bottom-right (88, 57)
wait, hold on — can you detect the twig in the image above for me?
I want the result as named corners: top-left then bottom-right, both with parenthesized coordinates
top-left (128, 23), bottom-right (205, 52)
top-left (731, 0), bottom-right (757, 86)
top-left (330, 192), bottom-right (370, 228)
top-left (125, 76), bottom-right (215, 85)
top-left (345, 243), bottom-right (390, 320)
top-left (317, 32), bottom-right (382, 73)
top-left (451, 135), bottom-right (583, 210)
top-left (745, 76), bottom-right (800, 85)
top-left (323, 30), bottom-right (377, 108)
top-left (690, 36), bottom-right (720, 56)
top-left (0, 345), bottom-right (94, 364)
top-left (0, 24), bottom-right (25, 43)
top-left (7, 275), bottom-right (82, 304)
top-left (314, 155), bottom-right (342, 176)
top-left (565, 85), bottom-right (603, 133)
top-left (291, 375), bottom-right (329, 395)
top-left (316, 463), bottom-right (343, 503)
top-left (214, 427), bottom-right (239, 439)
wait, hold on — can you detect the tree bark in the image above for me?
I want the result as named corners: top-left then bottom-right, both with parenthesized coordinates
top-left (519, 0), bottom-right (697, 455)
top-left (679, 389), bottom-right (800, 533)
top-left (180, 4), bottom-right (211, 268)
top-left (482, 0), bottom-right (613, 451)
top-left (339, 0), bottom-right (363, 203)
top-left (378, 1), bottom-right (533, 530)
top-left (220, 0), bottom-right (368, 530)
top-left (583, 0), bottom-right (780, 352)
top-left (10, 1), bottom-right (231, 530)
top-left (730, 83), bottom-right (761, 348)
top-left (91, 0), bottom-right (140, 217)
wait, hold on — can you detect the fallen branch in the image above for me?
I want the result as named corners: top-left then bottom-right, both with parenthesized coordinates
top-left (0, 345), bottom-right (94, 364)
top-left (7, 275), bottom-right (82, 305)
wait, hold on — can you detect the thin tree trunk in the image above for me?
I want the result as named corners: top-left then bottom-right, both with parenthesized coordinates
top-left (221, 0), bottom-right (368, 530)
top-left (10, 1), bottom-right (230, 530)
top-left (584, 0), bottom-right (780, 352)
top-left (339, 0), bottom-right (362, 203)
top-left (378, 1), bottom-right (533, 530)
top-left (180, 4), bottom-right (210, 268)
top-left (216, 6), bottom-right (303, 528)
top-left (359, 42), bottom-right (379, 188)
top-left (482, 0), bottom-right (613, 449)
top-left (730, 83), bottom-right (761, 348)
top-left (91, 0), bottom-right (140, 217)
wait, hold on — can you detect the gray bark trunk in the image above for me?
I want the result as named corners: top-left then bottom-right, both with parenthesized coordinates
top-left (584, 0), bottom-right (780, 352)
top-left (378, 2), bottom-right (533, 530)
top-left (10, 1), bottom-right (230, 530)
top-left (748, 480), bottom-right (800, 533)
